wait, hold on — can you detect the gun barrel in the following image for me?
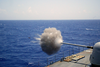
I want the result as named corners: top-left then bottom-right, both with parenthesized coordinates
top-left (61, 42), bottom-right (93, 49)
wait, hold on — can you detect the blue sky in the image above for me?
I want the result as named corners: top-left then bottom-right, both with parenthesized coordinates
top-left (0, 0), bottom-right (100, 20)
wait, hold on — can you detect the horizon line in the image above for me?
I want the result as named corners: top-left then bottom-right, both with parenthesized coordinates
top-left (0, 19), bottom-right (100, 21)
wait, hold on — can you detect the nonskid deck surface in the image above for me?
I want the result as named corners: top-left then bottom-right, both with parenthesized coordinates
top-left (47, 49), bottom-right (92, 67)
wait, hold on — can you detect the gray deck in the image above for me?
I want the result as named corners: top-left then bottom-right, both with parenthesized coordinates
top-left (47, 49), bottom-right (92, 67)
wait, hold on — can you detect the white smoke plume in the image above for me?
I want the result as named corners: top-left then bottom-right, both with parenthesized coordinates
top-left (39, 27), bottom-right (63, 55)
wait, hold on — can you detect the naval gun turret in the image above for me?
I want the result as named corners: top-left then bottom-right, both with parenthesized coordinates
top-left (62, 42), bottom-right (100, 67)
top-left (90, 42), bottom-right (100, 67)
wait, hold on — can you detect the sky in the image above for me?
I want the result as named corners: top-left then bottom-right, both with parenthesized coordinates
top-left (0, 0), bottom-right (100, 20)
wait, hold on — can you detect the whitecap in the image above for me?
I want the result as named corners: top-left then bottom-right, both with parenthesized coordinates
top-left (28, 62), bottom-right (33, 64)
top-left (86, 28), bottom-right (93, 31)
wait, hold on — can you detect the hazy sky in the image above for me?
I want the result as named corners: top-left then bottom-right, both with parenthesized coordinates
top-left (0, 0), bottom-right (100, 20)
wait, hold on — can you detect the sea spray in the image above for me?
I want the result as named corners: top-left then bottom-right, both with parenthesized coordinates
top-left (38, 27), bottom-right (63, 55)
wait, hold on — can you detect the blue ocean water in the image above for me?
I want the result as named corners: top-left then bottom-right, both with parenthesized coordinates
top-left (0, 20), bottom-right (100, 67)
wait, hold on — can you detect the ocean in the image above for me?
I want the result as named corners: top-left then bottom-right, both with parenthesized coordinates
top-left (0, 20), bottom-right (100, 67)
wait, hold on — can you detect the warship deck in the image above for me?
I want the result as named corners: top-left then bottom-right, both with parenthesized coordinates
top-left (47, 49), bottom-right (92, 67)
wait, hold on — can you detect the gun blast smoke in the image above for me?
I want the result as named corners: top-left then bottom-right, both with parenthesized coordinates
top-left (40, 28), bottom-right (63, 55)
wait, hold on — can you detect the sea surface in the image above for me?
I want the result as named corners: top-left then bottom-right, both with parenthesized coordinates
top-left (0, 20), bottom-right (100, 67)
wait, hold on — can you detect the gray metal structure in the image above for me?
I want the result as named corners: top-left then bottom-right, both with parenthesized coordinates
top-left (62, 42), bottom-right (100, 67)
top-left (62, 42), bottom-right (93, 49)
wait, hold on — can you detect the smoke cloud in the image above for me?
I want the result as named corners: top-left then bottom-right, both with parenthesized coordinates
top-left (40, 27), bottom-right (63, 55)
